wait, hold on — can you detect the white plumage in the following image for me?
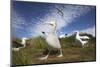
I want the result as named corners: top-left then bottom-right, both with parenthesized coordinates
top-left (12, 37), bottom-right (28, 51)
top-left (39, 19), bottom-right (63, 60)
top-left (21, 37), bottom-right (28, 48)
top-left (75, 31), bottom-right (89, 48)
top-left (12, 48), bottom-right (20, 51)
top-left (46, 33), bottom-right (61, 48)
top-left (79, 36), bottom-right (90, 39)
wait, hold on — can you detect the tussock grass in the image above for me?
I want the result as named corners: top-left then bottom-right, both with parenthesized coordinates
top-left (12, 34), bottom-right (96, 65)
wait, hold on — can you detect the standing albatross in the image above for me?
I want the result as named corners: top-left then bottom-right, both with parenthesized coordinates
top-left (21, 37), bottom-right (28, 48)
top-left (39, 19), bottom-right (63, 60)
top-left (75, 31), bottom-right (90, 48)
top-left (12, 37), bottom-right (28, 51)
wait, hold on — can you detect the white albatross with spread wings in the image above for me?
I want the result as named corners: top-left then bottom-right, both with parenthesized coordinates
top-left (75, 31), bottom-right (90, 48)
top-left (38, 19), bottom-right (63, 60)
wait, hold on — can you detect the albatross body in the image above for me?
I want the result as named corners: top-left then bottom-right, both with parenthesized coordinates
top-left (46, 32), bottom-right (61, 49)
top-left (75, 31), bottom-right (89, 48)
top-left (39, 19), bottom-right (63, 60)
top-left (12, 37), bottom-right (28, 51)
top-left (21, 38), bottom-right (27, 48)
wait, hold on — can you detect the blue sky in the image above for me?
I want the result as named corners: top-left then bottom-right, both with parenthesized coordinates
top-left (11, 1), bottom-right (96, 38)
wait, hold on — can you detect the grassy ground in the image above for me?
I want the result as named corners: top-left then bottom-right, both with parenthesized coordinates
top-left (12, 47), bottom-right (96, 65)
top-left (12, 35), bottom-right (96, 66)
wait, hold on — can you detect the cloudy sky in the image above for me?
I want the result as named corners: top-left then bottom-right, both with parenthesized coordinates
top-left (11, 1), bottom-right (96, 38)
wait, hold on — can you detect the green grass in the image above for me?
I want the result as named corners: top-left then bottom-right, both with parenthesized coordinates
top-left (12, 35), bottom-right (96, 65)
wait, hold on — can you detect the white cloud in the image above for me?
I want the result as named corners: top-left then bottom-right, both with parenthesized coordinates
top-left (30, 5), bottom-right (93, 37)
top-left (80, 26), bottom-right (95, 37)
top-left (12, 2), bottom-right (94, 37)
top-left (11, 10), bottom-right (27, 37)
top-left (11, 11), bottom-right (25, 30)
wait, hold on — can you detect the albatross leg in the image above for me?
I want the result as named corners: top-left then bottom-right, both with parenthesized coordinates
top-left (57, 48), bottom-right (63, 57)
top-left (82, 44), bottom-right (85, 48)
top-left (38, 48), bottom-right (51, 60)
